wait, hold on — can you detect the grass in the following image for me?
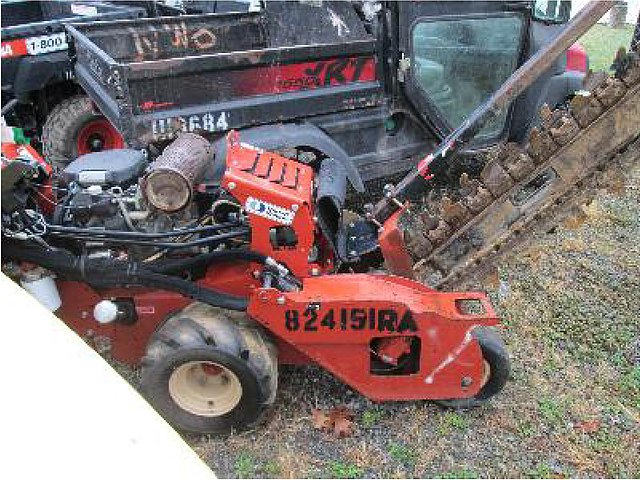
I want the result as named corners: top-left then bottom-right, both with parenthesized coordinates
top-left (538, 397), bottom-right (566, 426)
top-left (361, 407), bottom-right (384, 428)
top-left (388, 442), bottom-right (419, 466)
top-left (327, 461), bottom-right (363, 479)
top-left (437, 468), bottom-right (478, 479)
top-left (234, 453), bottom-right (256, 478)
top-left (579, 23), bottom-right (635, 71)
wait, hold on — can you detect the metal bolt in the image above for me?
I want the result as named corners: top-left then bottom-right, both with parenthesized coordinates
top-left (461, 376), bottom-right (473, 387)
top-left (276, 296), bottom-right (286, 305)
top-left (81, 311), bottom-right (88, 319)
top-left (349, 250), bottom-right (357, 257)
top-left (252, 270), bottom-right (261, 279)
top-left (291, 204), bottom-right (299, 212)
top-left (228, 182), bottom-right (236, 190)
top-left (310, 267), bottom-right (320, 276)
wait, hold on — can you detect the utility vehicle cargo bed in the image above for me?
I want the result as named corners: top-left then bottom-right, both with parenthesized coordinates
top-left (1, 1), bottom-right (145, 99)
top-left (66, 3), bottom-right (383, 146)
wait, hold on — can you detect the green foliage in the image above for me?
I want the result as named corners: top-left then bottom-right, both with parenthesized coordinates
top-left (234, 453), bottom-right (256, 478)
top-left (619, 366), bottom-right (640, 396)
top-left (437, 468), bottom-right (479, 479)
top-left (262, 459), bottom-right (281, 477)
top-left (361, 407), bottom-right (384, 428)
top-left (526, 462), bottom-right (553, 478)
top-left (437, 411), bottom-right (470, 435)
top-left (517, 421), bottom-right (535, 438)
top-left (538, 397), bottom-right (565, 425)
top-left (328, 461), bottom-right (363, 479)
top-left (388, 442), bottom-right (418, 466)
top-left (445, 411), bottom-right (469, 429)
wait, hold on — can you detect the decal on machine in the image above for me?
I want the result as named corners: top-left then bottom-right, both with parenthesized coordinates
top-left (1, 32), bottom-right (68, 59)
top-left (151, 111), bottom-right (229, 139)
top-left (284, 307), bottom-right (418, 333)
top-left (245, 197), bottom-right (296, 225)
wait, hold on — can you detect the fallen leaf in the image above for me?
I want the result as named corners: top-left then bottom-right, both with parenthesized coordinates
top-left (574, 419), bottom-right (601, 434)
top-left (311, 409), bottom-right (332, 430)
top-left (333, 416), bottom-right (354, 438)
top-left (329, 406), bottom-right (354, 423)
top-left (311, 407), bottom-right (355, 438)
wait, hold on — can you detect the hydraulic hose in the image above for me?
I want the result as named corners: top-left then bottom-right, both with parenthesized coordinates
top-left (46, 221), bottom-right (243, 239)
top-left (47, 228), bottom-right (249, 249)
top-left (2, 241), bottom-right (249, 311)
top-left (148, 249), bottom-right (269, 275)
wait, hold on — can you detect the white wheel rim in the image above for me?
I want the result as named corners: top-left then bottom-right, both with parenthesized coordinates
top-left (480, 360), bottom-right (491, 388)
top-left (168, 361), bottom-right (242, 417)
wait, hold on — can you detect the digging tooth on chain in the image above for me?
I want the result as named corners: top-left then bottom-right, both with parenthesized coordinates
top-left (593, 76), bottom-right (627, 107)
top-left (569, 92), bottom-right (603, 127)
top-left (460, 173), bottom-right (493, 214)
top-left (431, 236), bottom-right (473, 272)
top-left (403, 227), bottom-right (433, 259)
top-left (541, 107), bottom-right (581, 146)
top-left (427, 219), bottom-right (452, 247)
top-left (582, 70), bottom-right (609, 91)
top-left (500, 142), bottom-right (536, 180)
top-left (526, 126), bottom-right (558, 163)
top-left (480, 158), bottom-right (513, 196)
top-left (439, 196), bottom-right (472, 230)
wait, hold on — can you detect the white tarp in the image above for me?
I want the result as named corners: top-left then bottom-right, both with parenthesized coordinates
top-left (0, 274), bottom-right (215, 480)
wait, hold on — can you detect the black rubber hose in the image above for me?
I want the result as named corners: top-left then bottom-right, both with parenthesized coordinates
top-left (98, 269), bottom-right (248, 311)
top-left (46, 221), bottom-right (243, 239)
top-left (47, 228), bottom-right (249, 249)
top-left (148, 250), bottom-right (269, 275)
top-left (3, 241), bottom-right (248, 311)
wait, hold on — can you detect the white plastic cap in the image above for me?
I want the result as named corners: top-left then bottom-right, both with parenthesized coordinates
top-left (93, 300), bottom-right (119, 324)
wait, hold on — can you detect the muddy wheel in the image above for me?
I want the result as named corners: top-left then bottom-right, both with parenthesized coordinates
top-left (140, 303), bottom-right (277, 434)
top-left (42, 95), bottom-right (124, 167)
top-left (434, 327), bottom-right (510, 408)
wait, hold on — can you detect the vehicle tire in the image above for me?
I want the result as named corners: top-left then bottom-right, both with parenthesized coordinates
top-left (140, 303), bottom-right (278, 434)
top-left (42, 95), bottom-right (124, 167)
top-left (434, 327), bottom-right (510, 409)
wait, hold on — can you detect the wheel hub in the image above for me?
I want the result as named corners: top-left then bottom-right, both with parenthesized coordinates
top-left (168, 361), bottom-right (242, 417)
top-left (76, 118), bottom-right (124, 155)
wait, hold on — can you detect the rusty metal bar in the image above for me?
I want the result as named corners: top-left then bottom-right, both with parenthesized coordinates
top-left (372, 0), bottom-right (615, 223)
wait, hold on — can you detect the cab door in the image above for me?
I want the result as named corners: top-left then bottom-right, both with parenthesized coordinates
top-left (397, 1), bottom-right (575, 148)
top-left (398, 1), bottom-right (529, 147)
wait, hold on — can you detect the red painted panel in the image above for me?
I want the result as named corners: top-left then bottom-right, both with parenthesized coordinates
top-left (566, 42), bottom-right (588, 73)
